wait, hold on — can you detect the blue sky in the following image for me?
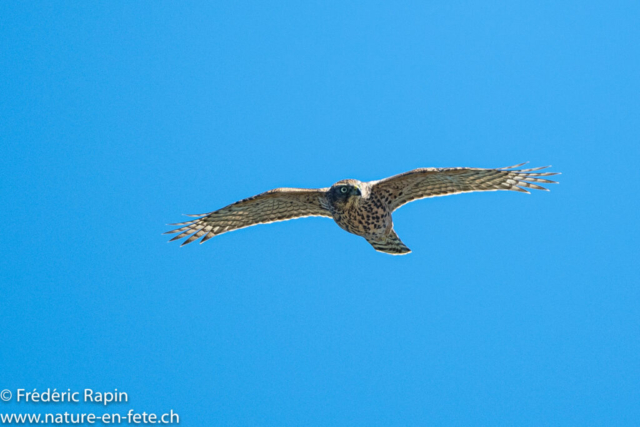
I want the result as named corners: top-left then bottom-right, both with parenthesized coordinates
top-left (1, 1), bottom-right (638, 425)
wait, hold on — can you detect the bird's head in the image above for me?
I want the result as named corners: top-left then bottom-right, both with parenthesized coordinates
top-left (328, 179), bottom-right (363, 208)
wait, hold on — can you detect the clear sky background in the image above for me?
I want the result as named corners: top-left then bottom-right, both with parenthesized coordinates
top-left (1, 2), bottom-right (638, 426)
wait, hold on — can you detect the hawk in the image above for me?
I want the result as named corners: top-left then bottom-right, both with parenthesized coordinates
top-left (165, 163), bottom-right (559, 255)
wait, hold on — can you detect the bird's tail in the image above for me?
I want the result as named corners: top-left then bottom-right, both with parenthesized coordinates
top-left (365, 230), bottom-right (411, 255)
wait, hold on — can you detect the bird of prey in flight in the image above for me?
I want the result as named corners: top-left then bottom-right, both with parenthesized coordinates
top-left (165, 163), bottom-right (559, 255)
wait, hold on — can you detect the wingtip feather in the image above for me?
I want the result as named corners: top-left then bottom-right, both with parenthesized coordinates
top-left (501, 161), bottom-right (529, 170)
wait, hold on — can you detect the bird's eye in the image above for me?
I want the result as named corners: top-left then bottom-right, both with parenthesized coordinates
top-left (340, 187), bottom-right (348, 193)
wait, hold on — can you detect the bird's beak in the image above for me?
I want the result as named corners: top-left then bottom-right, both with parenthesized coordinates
top-left (353, 186), bottom-right (362, 196)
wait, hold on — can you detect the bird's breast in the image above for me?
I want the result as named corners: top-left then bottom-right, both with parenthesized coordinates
top-left (331, 197), bottom-right (392, 237)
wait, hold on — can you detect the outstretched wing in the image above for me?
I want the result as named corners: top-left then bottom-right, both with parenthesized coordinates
top-left (372, 163), bottom-right (560, 212)
top-left (165, 187), bottom-right (331, 246)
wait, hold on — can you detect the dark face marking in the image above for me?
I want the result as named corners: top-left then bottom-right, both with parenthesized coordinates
top-left (328, 183), bottom-right (362, 210)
